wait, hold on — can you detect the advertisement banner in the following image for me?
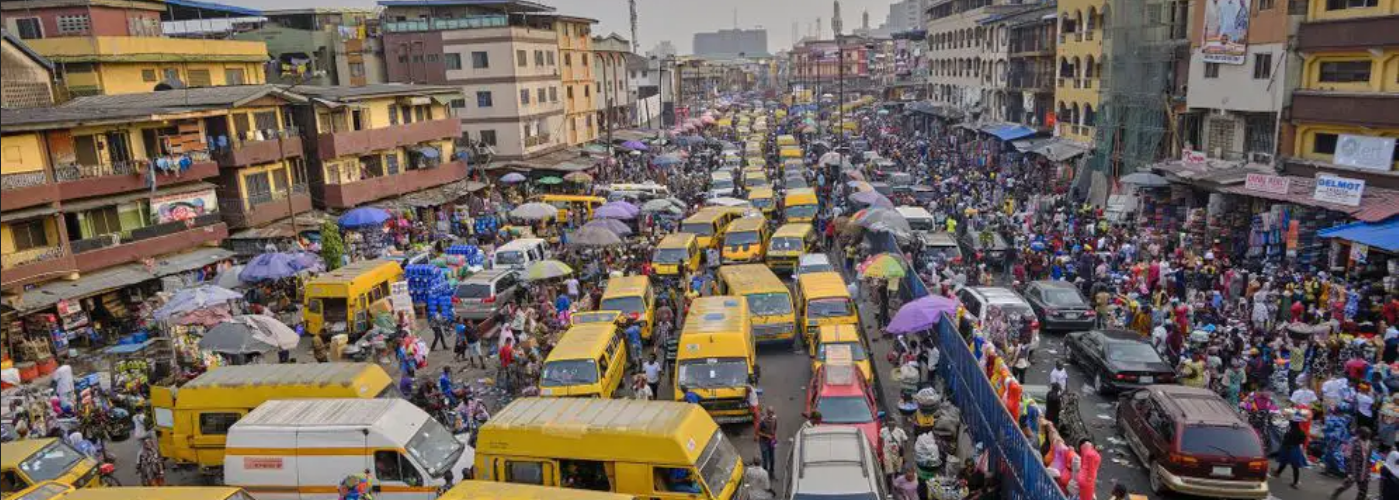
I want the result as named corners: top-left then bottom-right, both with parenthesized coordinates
top-left (1334, 134), bottom-right (1397, 171)
top-left (1313, 174), bottom-right (1365, 207)
top-left (1201, 0), bottom-right (1251, 65)
top-left (1244, 173), bottom-right (1291, 195)
top-left (151, 188), bottom-right (217, 224)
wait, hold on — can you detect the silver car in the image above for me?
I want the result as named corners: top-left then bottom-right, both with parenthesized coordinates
top-left (453, 269), bottom-right (522, 320)
top-left (786, 426), bottom-right (886, 500)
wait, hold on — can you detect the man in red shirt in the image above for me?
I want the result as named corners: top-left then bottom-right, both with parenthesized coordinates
top-left (498, 337), bottom-right (516, 392)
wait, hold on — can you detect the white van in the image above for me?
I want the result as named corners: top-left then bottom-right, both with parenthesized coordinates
top-left (223, 399), bottom-right (471, 500)
top-left (894, 206), bottom-right (937, 233)
top-left (490, 238), bottom-right (547, 271)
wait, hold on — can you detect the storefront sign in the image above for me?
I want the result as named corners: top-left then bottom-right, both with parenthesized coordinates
top-left (1313, 174), bottom-right (1365, 207)
top-left (1244, 173), bottom-right (1291, 195)
top-left (1201, 0), bottom-right (1251, 64)
top-left (1333, 134), bottom-right (1396, 171)
top-left (152, 189), bottom-right (217, 224)
top-left (1182, 149), bottom-right (1207, 165)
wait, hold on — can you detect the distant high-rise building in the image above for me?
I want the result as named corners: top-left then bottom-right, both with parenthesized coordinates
top-left (648, 41), bottom-right (677, 59)
top-left (692, 29), bottom-right (768, 58)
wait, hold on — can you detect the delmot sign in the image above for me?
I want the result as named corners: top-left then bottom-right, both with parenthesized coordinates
top-left (1244, 173), bottom-right (1290, 195)
top-left (1313, 174), bottom-right (1365, 207)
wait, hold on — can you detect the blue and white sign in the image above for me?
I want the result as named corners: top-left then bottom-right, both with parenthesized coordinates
top-left (1334, 134), bottom-right (1396, 171)
top-left (1313, 174), bottom-right (1365, 207)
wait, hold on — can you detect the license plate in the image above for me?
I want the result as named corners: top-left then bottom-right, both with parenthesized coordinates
top-left (1139, 376), bottom-right (1154, 384)
top-left (1066, 312), bottom-right (1080, 319)
top-left (1211, 466), bottom-right (1233, 477)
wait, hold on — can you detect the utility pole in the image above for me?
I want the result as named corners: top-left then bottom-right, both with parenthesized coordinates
top-left (604, 53), bottom-right (615, 152)
top-left (628, 0), bottom-right (640, 54)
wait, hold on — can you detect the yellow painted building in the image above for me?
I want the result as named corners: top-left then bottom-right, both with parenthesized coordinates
top-left (1287, 0), bottom-right (1399, 172)
top-left (555, 16), bottom-right (598, 145)
top-left (24, 36), bottom-right (267, 97)
top-left (1054, 0), bottom-right (1105, 145)
top-left (309, 94), bottom-right (456, 186)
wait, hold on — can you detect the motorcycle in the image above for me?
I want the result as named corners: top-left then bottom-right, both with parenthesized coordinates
top-left (98, 462), bottom-right (121, 487)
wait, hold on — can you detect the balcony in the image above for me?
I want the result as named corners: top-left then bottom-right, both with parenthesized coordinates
top-left (317, 118), bottom-right (461, 160)
top-left (213, 130), bottom-right (304, 168)
top-left (53, 154), bottom-right (218, 201)
top-left (1296, 15), bottom-right (1399, 52)
top-left (1290, 91), bottom-right (1399, 128)
top-left (0, 245), bottom-right (77, 288)
top-left (319, 160), bottom-right (468, 209)
top-left (221, 185), bottom-right (311, 229)
top-left (381, 15), bottom-right (508, 33)
top-left (70, 213), bottom-right (227, 273)
top-left (1, 171), bottom-right (60, 211)
top-left (524, 134), bottom-right (553, 148)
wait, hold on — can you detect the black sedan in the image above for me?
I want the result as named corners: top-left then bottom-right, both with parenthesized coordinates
top-left (1024, 280), bottom-right (1097, 332)
top-left (1065, 329), bottom-right (1176, 395)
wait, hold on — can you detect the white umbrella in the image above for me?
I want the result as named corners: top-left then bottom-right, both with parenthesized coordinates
top-left (200, 315), bottom-right (300, 353)
top-left (510, 202), bottom-right (558, 221)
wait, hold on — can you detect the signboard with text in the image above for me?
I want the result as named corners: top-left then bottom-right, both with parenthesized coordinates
top-left (1334, 134), bottom-right (1396, 171)
top-left (1313, 174), bottom-right (1365, 206)
top-left (1244, 173), bottom-right (1291, 195)
top-left (1201, 0), bottom-right (1251, 64)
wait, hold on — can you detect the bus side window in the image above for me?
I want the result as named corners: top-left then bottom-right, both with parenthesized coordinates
top-left (374, 450), bottom-right (422, 486)
top-left (506, 460), bottom-right (547, 485)
top-left (307, 299), bottom-right (323, 314)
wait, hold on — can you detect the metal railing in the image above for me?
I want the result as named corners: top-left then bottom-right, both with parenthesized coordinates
top-left (53, 151), bottom-right (211, 182)
top-left (71, 234), bottom-right (120, 254)
top-left (2, 171), bottom-right (49, 191)
top-left (71, 214), bottom-right (222, 254)
top-left (382, 15), bottom-right (508, 33)
top-left (524, 134), bottom-right (552, 147)
top-left (1, 246), bottom-right (65, 269)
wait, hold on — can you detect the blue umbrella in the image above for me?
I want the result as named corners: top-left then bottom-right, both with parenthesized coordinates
top-left (239, 252), bottom-right (301, 282)
top-left (500, 172), bottom-right (527, 184)
top-left (153, 285), bottom-right (243, 321)
top-left (338, 207), bottom-right (391, 228)
top-left (286, 251), bottom-right (325, 273)
top-left (621, 140), bottom-right (648, 151)
top-left (653, 154), bottom-right (683, 166)
top-left (594, 202), bottom-right (639, 220)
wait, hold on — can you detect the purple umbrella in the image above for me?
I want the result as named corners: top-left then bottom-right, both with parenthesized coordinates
top-left (582, 218), bottom-right (633, 236)
top-left (594, 201), bottom-right (639, 219)
top-left (886, 295), bottom-right (960, 334)
top-left (850, 190), bottom-right (894, 208)
top-left (621, 140), bottom-right (648, 151)
top-left (238, 252), bottom-right (301, 282)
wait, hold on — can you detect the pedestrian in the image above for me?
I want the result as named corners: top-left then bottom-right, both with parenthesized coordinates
top-left (430, 315), bottom-right (449, 351)
top-left (743, 457), bottom-right (775, 500)
top-left (311, 334), bottom-right (330, 363)
top-left (1045, 382), bottom-right (1064, 429)
top-left (757, 408), bottom-right (778, 477)
top-left (642, 354), bottom-right (662, 398)
top-left (891, 467), bottom-right (919, 500)
top-left (1330, 426), bottom-right (1372, 500)
top-left (1049, 362), bottom-right (1069, 394)
top-left (1273, 416), bottom-right (1307, 488)
top-left (625, 321), bottom-right (643, 367)
top-left (498, 337), bottom-right (516, 393)
top-left (631, 374), bottom-right (654, 400)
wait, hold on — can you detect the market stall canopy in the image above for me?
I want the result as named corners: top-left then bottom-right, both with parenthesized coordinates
top-left (641, 198), bottom-right (685, 215)
top-left (338, 207), bottom-right (391, 228)
top-left (153, 285), bottom-right (242, 322)
top-left (582, 218), bottom-right (632, 236)
top-left (858, 253), bottom-right (908, 279)
top-left (239, 252), bottom-right (301, 282)
top-left (594, 201), bottom-right (640, 220)
top-left (536, 176), bottom-right (564, 185)
top-left (621, 140), bottom-right (649, 151)
top-left (1318, 219), bottom-right (1399, 253)
top-left (500, 172), bottom-right (528, 184)
top-left (1119, 172), bottom-right (1170, 187)
top-left (566, 226), bottom-right (623, 247)
top-left (980, 123), bottom-right (1037, 142)
top-left (11, 248), bottom-right (234, 314)
top-left (200, 314), bottom-right (300, 354)
top-left (523, 260), bottom-right (574, 281)
top-left (887, 295), bottom-right (960, 334)
top-left (653, 154), bottom-right (684, 166)
top-left (510, 203), bottom-right (558, 221)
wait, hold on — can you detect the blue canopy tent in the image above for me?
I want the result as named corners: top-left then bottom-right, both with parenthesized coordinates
top-left (982, 124), bottom-right (1038, 142)
top-left (1318, 218), bottom-right (1399, 253)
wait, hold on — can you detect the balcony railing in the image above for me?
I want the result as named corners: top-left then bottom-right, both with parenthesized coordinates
top-left (70, 234), bottom-right (120, 254)
top-left (382, 15), bottom-right (508, 33)
top-left (71, 214), bottom-right (223, 255)
top-left (524, 134), bottom-right (553, 148)
top-left (0, 246), bottom-right (65, 270)
top-left (54, 151), bottom-right (212, 182)
top-left (2, 171), bottom-right (48, 191)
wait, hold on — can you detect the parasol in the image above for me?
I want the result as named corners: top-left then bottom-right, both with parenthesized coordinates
top-left (153, 285), bottom-right (243, 321)
top-left (337, 207), bottom-right (391, 228)
top-left (566, 226), bottom-right (624, 247)
top-left (200, 315), bottom-right (301, 354)
top-left (523, 260), bottom-right (574, 281)
top-left (510, 202), bottom-right (558, 221)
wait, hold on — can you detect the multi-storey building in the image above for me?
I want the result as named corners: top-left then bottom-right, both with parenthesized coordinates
top-left (692, 29), bottom-right (770, 59)
top-left (592, 33), bottom-right (634, 141)
top-left (234, 8), bottom-right (386, 87)
top-left (789, 37), bottom-right (873, 98)
top-left (379, 0), bottom-right (567, 160)
top-left (924, 0), bottom-right (1022, 121)
top-left (1003, 3), bottom-right (1057, 129)
top-left (1280, 0), bottom-right (1399, 189)
top-left (1, 0), bottom-right (268, 97)
top-left (2, 30), bottom-right (55, 109)
top-left (1053, 0), bottom-right (1104, 144)
top-left (556, 16), bottom-right (598, 146)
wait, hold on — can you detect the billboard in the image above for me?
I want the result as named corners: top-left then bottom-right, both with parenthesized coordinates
top-left (1201, 0), bottom-right (1250, 65)
top-left (152, 188), bottom-right (217, 223)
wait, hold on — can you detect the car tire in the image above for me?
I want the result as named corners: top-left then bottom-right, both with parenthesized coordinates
top-left (1148, 460), bottom-right (1168, 495)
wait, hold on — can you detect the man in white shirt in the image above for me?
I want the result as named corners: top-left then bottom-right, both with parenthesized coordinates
top-left (1049, 361), bottom-right (1069, 391)
top-left (565, 277), bottom-right (580, 300)
top-left (642, 355), bottom-right (662, 397)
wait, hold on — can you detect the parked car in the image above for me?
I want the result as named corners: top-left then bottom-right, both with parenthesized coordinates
top-left (787, 426), bottom-right (886, 500)
top-left (957, 231), bottom-right (1011, 265)
top-left (1117, 385), bottom-right (1269, 499)
top-left (1065, 329), bottom-right (1176, 394)
top-left (453, 269), bottom-right (523, 320)
top-left (956, 286), bottom-right (1040, 350)
top-left (806, 359), bottom-right (881, 452)
top-left (914, 232), bottom-right (962, 271)
top-left (1023, 280), bottom-right (1097, 332)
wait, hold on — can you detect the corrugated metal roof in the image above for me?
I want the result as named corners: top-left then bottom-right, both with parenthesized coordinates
top-left (237, 398), bottom-right (402, 427)
top-left (13, 247), bottom-right (233, 313)
top-left (1221, 175), bottom-right (1399, 222)
top-left (184, 362), bottom-right (377, 389)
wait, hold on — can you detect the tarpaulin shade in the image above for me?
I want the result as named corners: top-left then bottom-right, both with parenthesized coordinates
top-left (982, 124), bottom-right (1037, 142)
top-left (1318, 218), bottom-right (1399, 252)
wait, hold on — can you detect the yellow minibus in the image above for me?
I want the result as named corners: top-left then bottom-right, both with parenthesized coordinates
top-left (539, 323), bottom-right (627, 398)
top-left (716, 265), bottom-right (797, 346)
top-left (598, 275), bottom-right (655, 340)
top-left (721, 216), bottom-right (768, 264)
top-left (766, 223), bottom-right (815, 271)
top-left (303, 259), bottom-right (404, 338)
top-left (795, 272), bottom-right (858, 346)
top-left (674, 296), bottom-right (757, 423)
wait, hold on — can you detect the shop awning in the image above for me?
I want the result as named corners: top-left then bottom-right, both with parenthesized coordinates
top-left (13, 247), bottom-right (234, 313)
top-left (983, 124), bottom-right (1038, 142)
top-left (1012, 138), bottom-right (1051, 153)
top-left (1221, 175), bottom-right (1399, 222)
top-left (1031, 138), bottom-right (1091, 162)
top-left (1318, 219), bottom-right (1399, 253)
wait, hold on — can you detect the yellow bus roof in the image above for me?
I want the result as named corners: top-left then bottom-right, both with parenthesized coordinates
top-left (171, 363), bottom-right (391, 409)
top-left (785, 188), bottom-right (818, 202)
top-left (479, 398), bottom-right (718, 464)
top-left (773, 223), bottom-right (814, 238)
top-left (657, 233), bottom-right (696, 249)
top-left (798, 272), bottom-right (850, 299)
top-left (58, 487), bottom-right (249, 500)
top-left (818, 323), bottom-right (861, 343)
top-left (726, 216), bottom-right (766, 233)
top-left (718, 265), bottom-right (787, 295)
top-left (1, 439), bottom-right (60, 467)
top-left (530, 194), bottom-right (605, 204)
top-left (602, 275), bottom-right (651, 298)
top-left (684, 207), bottom-right (739, 224)
top-left (682, 296), bottom-right (750, 336)
top-left (547, 324), bottom-right (617, 361)
top-left (748, 186), bottom-right (774, 199)
top-left (305, 259), bottom-right (401, 287)
top-left (441, 481), bottom-right (635, 500)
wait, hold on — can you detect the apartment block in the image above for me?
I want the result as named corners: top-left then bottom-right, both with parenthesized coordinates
top-left (1053, 0), bottom-right (1105, 144)
top-left (593, 33), bottom-right (635, 139)
top-left (556, 16), bottom-right (598, 146)
top-left (234, 8), bottom-right (386, 87)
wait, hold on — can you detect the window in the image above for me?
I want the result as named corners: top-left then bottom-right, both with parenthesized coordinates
top-left (582, 54), bottom-right (589, 66)
top-left (0, 470), bottom-right (26, 492)
top-left (472, 51), bottom-right (490, 69)
top-left (450, 98), bottom-right (467, 109)
top-left (350, 62), bottom-right (366, 77)
top-left (535, 50), bottom-right (545, 66)
top-left (385, 152), bottom-right (400, 175)
top-left (11, 220), bottom-right (49, 251)
top-left (547, 51), bottom-right (556, 65)
top-left (426, 54), bottom-right (438, 63)
top-left (506, 461), bottom-right (545, 485)
top-left (389, 106), bottom-right (398, 125)
top-left (1313, 132), bottom-right (1339, 155)
top-left (1257, 0), bottom-right (1275, 9)
top-left (142, 69), bottom-right (157, 82)
top-left (567, 86), bottom-right (575, 99)
top-left (565, 53), bottom-right (572, 66)
top-left (1325, 0), bottom-right (1377, 9)
top-left (537, 88), bottom-right (547, 102)
top-left (518, 49), bottom-right (528, 67)
top-left (477, 91), bottom-right (494, 108)
top-left (198, 412), bottom-right (242, 435)
top-left (584, 86), bottom-right (590, 97)
top-left (398, 55), bottom-right (408, 64)
top-left (163, 68), bottom-right (181, 83)
top-left (13, 18), bottom-right (41, 39)
top-left (521, 88), bottom-right (531, 104)
top-left (444, 53), bottom-right (462, 70)
top-left (373, 451), bottom-right (422, 486)
top-left (224, 68), bottom-right (246, 85)
top-left (480, 130), bottom-right (498, 146)
top-left (550, 87), bottom-right (558, 102)
top-left (412, 55), bottom-right (423, 63)
top-left (1204, 62), bottom-right (1220, 79)
top-left (56, 14), bottom-right (90, 34)
top-left (1318, 60), bottom-right (1371, 83)
top-left (245, 171), bottom-right (272, 204)
top-left (87, 207), bottom-right (122, 236)
top-left (187, 69), bottom-right (212, 87)
top-left (1252, 54), bottom-right (1272, 79)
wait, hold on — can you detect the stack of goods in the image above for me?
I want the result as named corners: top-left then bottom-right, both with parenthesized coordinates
top-left (445, 245), bottom-right (487, 271)
top-left (471, 216), bottom-right (500, 238)
top-left (405, 264), bottom-right (448, 306)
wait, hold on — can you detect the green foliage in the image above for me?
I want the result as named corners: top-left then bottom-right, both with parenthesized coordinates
top-left (320, 221), bottom-right (345, 271)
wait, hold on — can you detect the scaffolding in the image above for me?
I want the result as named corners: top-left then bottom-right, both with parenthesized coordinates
top-left (1087, 0), bottom-right (1188, 187)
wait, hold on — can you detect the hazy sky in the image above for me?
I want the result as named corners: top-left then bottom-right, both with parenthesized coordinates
top-left (225, 0), bottom-right (903, 53)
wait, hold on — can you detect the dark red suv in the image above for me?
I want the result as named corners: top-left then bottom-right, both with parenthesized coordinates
top-left (1117, 385), bottom-right (1269, 499)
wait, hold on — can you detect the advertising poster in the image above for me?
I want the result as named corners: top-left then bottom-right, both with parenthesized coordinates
top-left (1334, 134), bottom-right (1396, 171)
top-left (1201, 0), bottom-right (1251, 65)
top-left (152, 188), bottom-right (217, 223)
top-left (1313, 174), bottom-right (1365, 207)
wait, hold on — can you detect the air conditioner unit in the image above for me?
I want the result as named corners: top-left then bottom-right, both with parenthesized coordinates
top-left (1249, 152), bottom-right (1273, 164)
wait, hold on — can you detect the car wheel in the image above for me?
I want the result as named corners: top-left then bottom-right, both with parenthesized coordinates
top-left (1148, 460), bottom-right (1168, 495)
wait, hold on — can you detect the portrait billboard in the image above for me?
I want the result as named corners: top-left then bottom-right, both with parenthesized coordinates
top-left (1201, 0), bottom-right (1250, 65)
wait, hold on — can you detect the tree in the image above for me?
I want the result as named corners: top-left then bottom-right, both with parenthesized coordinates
top-left (320, 221), bottom-right (345, 271)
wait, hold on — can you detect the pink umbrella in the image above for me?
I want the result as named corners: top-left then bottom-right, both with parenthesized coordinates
top-left (701, 116), bottom-right (716, 125)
